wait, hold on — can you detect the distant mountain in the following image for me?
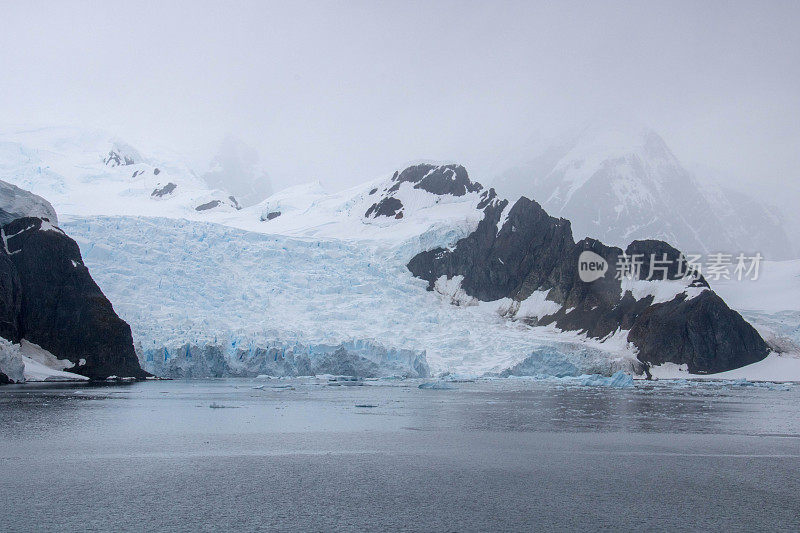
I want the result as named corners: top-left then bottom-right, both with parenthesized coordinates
top-left (0, 126), bottom-right (248, 219)
top-left (202, 137), bottom-right (273, 208)
top-left (491, 125), bottom-right (796, 260)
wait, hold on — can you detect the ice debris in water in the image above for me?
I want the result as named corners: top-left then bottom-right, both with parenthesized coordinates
top-left (722, 378), bottom-right (792, 391)
top-left (579, 371), bottom-right (634, 388)
top-left (418, 381), bottom-right (457, 390)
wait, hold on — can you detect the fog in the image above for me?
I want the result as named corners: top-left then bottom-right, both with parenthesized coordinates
top-left (2, 0), bottom-right (798, 207)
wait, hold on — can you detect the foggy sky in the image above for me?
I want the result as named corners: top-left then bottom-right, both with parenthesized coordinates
top-left (2, 0), bottom-right (798, 203)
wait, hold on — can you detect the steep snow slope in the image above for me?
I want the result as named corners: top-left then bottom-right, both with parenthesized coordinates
top-left (233, 165), bottom-right (492, 246)
top-left (64, 216), bottom-right (640, 377)
top-left (492, 125), bottom-right (795, 259)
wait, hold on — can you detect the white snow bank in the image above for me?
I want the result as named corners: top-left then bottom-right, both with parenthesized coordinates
top-left (0, 339), bottom-right (25, 383)
top-left (648, 353), bottom-right (800, 383)
top-left (621, 276), bottom-right (706, 304)
top-left (514, 290), bottom-right (562, 320)
top-left (20, 341), bottom-right (88, 382)
top-left (0, 338), bottom-right (87, 383)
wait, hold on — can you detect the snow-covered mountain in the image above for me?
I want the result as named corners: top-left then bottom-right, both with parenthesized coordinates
top-left (491, 125), bottom-right (796, 260)
top-left (0, 126), bottom-right (243, 220)
top-left (2, 125), bottom-right (796, 381)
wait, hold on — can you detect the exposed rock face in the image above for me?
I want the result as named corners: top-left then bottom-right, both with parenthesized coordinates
top-left (408, 193), bottom-right (769, 374)
top-left (103, 149), bottom-right (134, 167)
top-left (0, 180), bottom-right (58, 225)
top-left (365, 197), bottom-right (403, 218)
top-left (0, 217), bottom-right (147, 379)
top-left (196, 200), bottom-right (221, 211)
top-left (628, 291), bottom-right (770, 373)
top-left (151, 182), bottom-right (177, 197)
top-left (365, 163), bottom-right (484, 219)
top-left (388, 164), bottom-right (483, 196)
top-left (0, 251), bottom-right (22, 342)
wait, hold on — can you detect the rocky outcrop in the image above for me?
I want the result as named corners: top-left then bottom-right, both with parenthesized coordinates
top-left (365, 163), bottom-right (485, 219)
top-left (196, 200), bottom-right (221, 211)
top-left (195, 197), bottom-right (241, 212)
top-left (365, 197), bottom-right (403, 218)
top-left (151, 182), bottom-right (177, 197)
top-left (0, 180), bottom-right (58, 225)
top-left (0, 217), bottom-right (147, 380)
top-left (387, 164), bottom-right (483, 197)
top-left (628, 291), bottom-right (769, 373)
top-left (103, 149), bottom-right (135, 167)
top-left (0, 251), bottom-right (22, 342)
top-left (408, 192), bottom-right (769, 374)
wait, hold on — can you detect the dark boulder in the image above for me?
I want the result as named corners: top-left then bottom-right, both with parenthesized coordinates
top-left (365, 164), bottom-right (487, 219)
top-left (1, 217), bottom-right (147, 379)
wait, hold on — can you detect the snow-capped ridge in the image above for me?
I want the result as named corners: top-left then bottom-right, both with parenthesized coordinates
top-left (492, 124), bottom-right (796, 259)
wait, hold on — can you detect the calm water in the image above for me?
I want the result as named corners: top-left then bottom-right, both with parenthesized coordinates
top-left (1, 378), bottom-right (799, 532)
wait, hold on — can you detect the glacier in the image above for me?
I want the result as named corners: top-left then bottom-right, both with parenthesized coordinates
top-left (63, 216), bottom-right (640, 378)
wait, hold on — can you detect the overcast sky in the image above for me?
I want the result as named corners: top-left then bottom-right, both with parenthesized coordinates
top-left (2, 0), bottom-right (798, 202)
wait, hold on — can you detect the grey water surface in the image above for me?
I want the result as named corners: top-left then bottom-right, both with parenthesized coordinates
top-left (1, 378), bottom-right (799, 532)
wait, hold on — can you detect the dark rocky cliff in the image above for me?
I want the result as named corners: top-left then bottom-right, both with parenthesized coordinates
top-left (408, 193), bottom-right (769, 374)
top-left (0, 217), bottom-right (147, 380)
